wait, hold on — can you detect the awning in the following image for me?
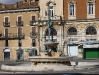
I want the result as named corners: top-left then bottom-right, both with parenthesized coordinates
top-left (80, 41), bottom-right (99, 45)
top-left (4, 49), bottom-right (10, 52)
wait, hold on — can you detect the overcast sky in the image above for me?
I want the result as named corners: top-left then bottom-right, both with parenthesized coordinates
top-left (0, 0), bottom-right (21, 4)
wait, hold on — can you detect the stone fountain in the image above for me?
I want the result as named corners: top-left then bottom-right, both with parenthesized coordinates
top-left (1, 17), bottom-right (73, 72)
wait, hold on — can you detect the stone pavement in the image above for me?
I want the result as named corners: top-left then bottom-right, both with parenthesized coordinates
top-left (0, 57), bottom-right (99, 73)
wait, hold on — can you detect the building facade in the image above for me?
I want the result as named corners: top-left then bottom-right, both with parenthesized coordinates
top-left (38, 0), bottom-right (64, 55)
top-left (0, 0), bottom-right (40, 60)
top-left (0, 0), bottom-right (99, 60)
top-left (63, 0), bottom-right (99, 59)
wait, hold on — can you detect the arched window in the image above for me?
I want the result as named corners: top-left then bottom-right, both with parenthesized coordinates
top-left (45, 28), bottom-right (57, 36)
top-left (86, 26), bottom-right (97, 35)
top-left (67, 27), bottom-right (77, 35)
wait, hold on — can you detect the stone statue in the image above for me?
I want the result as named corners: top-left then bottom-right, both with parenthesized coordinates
top-left (47, 17), bottom-right (53, 42)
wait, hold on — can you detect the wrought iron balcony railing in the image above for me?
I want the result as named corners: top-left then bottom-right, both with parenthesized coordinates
top-left (16, 21), bottom-right (23, 26)
top-left (30, 21), bottom-right (36, 26)
top-left (0, 33), bottom-right (25, 40)
top-left (3, 22), bottom-right (10, 27)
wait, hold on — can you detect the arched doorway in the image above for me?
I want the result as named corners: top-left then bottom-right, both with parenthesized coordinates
top-left (67, 27), bottom-right (78, 56)
top-left (16, 47), bottom-right (24, 61)
top-left (4, 48), bottom-right (10, 60)
top-left (29, 48), bottom-right (37, 56)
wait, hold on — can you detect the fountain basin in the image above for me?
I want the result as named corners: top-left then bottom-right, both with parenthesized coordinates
top-left (29, 56), bottom-right (73, 62)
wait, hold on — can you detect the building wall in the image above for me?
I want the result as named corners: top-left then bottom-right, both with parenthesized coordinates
top-left (39, 0), bottom-right (63, 19)
top-left (0, 11), bottom-right (39, 60)
top-left (64, 0), bottom-right (99, 20)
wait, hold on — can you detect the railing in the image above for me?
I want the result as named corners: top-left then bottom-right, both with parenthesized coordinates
top-left (30, 32), bottom-right (37, 38)
top-left (0, 33), bottom-right (25, 40)
top-left (30, 21), bottom-right (36, 26)
top-left (3, 22), bottom-right (10, 27)
top-left (16, 21), bottom-right (23, 26)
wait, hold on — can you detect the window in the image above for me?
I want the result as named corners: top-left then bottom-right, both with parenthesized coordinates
top-left (67, 27), bottom-right (77, 35)
top-left (4, 17), bottom-right (10, 26)
top-left (70, 5), bottom-right (74, 16)
top-left (5, 28), bottom-right (8, 37)
top-left (30, 16), bottom-right (35, 25)
top-left (32, 39), bottom-right (36, 47)
top-left (31, 27), bottom-right (36, 36)
top-left (5, 40), bottom-right (8, 47)
top-left (31, 16), bottom-right (35, 21)
top-left (86, 26), bottom-right (97, 35)
top-left (18, 27), bottom-right (22, 36)
top-left (48, 6), bottom-right (54, 17)
top-left (68, 0), bottom-right (76, 19)
top-left (87, 0), bottom-right (95, 18)
top-left (5, 17), bottom-right (8, 23)
top-left (18, 39), bottom-right (22, 47)
top-left (18, 16), bottom-right (22, 22)
top-left (88, 4), bottom-right (93, 14)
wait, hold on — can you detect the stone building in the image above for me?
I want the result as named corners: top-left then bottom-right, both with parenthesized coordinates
top-left (37, 0), bottom-right (64, 54)
top-left (63, 0), bottom-right (99, 59)
top-left (37, 0), bottom-right (99, 59)
top-left (0, 0), bottom-right (40, 60)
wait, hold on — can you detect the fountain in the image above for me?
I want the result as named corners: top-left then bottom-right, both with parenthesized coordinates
top-left (25, 17), bottom-right (73, 71)
top-left (1, 16), bottom-right (73, 72)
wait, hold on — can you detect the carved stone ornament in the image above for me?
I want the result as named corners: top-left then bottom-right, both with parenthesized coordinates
top-left (68, 0), bottom-right (76, 4)
top-left (87, 0), bottom-right (96, 3)
top-left (46, 0), bottom-right (56, 6)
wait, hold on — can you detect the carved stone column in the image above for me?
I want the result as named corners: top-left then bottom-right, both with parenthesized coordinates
top-left (40, 27), bottom-right (43, 50)
top-left (59, 25), bottom-right (63, 51)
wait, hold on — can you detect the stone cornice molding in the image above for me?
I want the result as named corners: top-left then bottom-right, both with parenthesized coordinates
top-left (68, 0), bottom-right (77, 5)
top-left (87, 0), bottom-right (96, 3)
top-left (0, 7), bottom-right (39, 14)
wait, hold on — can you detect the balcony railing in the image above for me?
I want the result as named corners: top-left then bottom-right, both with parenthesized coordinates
top-left (0, 33), bottom-right (25, 40)
top-left (30, 32), bottom-right (37, 38)
top-left (16, 21), bottom-right (23, 26)
top-left (3, 22), bottom-right (10, 27)
top-left (30, 21), bottom-right (36, 26)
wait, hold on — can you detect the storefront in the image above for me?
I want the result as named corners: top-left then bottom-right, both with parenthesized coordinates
top-left (83, 44), bottom-right (99, 59)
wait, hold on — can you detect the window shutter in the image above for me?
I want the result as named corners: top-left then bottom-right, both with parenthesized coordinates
top-left (18, 28), bottom-right (22, 36)
top-left (18, 16), bottom-right (21, 22)
top-left (32, 27), bottom-right (36, 36)
top-left (5, 28), bottom-right (8, 37)
top-left (32, 16), bottom-right (35, 21)
top-left (5, 17), bottom-right (8, 23)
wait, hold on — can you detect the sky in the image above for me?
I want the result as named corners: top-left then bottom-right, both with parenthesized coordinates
top-left (0, 0), bottom-right (21, 4)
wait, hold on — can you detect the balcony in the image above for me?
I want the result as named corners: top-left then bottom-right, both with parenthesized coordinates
top-left (0, 33), bottom-right (25, 40)
top-left (3, 22), bottom-right (10, 27)
top-left (16, 21), bottom-right (23, 26)
top-left (30, 32), bottom-right (37, 38)
top-left (30, 21), bottom-right (36, 26)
